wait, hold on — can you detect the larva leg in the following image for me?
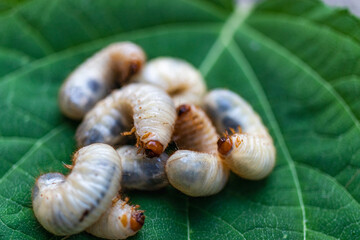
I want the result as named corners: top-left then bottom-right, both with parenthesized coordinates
top-left (59, 42), bottom-right (146, 120)
top-left (132, 57), bottom-right (206, 106)
top-left (203, 89), bottom-right (276, 180)
top-left (76, 83), bottom-right (176, 157)
top-left (32, 143), bottom-right (122, 236)
top-left (166, 104), bottom-right (229, 197)
top-left (117, 145), bottom-right (168, 191)
top-left (86, 196), bottom-right (145, 239)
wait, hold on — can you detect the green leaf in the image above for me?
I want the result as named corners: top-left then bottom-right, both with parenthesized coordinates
top-left (0, 0), bottom-right (359, 239)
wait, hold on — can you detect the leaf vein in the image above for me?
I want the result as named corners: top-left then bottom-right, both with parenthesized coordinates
top-left (0, 124), bottom-right (67, 185)
top-left (242, 23), bottom-right (360, 148)
top-left (14, 13), bottom-right (54, 55)
top-left (0, 46), bottom-right (34, 62)
top-left (4, 103), bottom-right (53, 131)
top-left (0, 194), bottom-right (29, 210)
top-left (190, 204), bottom-right (246, 239)
top-left (199, 6), bottom-right (253, 77)
top-left (295, 162), bottom-right (360, 207)
top-left (252, 10), bottom-right (360, 49)
top-left (241, 23), bottom-right (360, 202)
top-left (0, 23), bottom-right (221, 85)
top-left (0, 209), bottom-right (36, 240)
top-left (242, 226), bottom-right (303, 235)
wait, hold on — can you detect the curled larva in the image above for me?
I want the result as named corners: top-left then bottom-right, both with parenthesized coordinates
top-left (218, 134), bottom-right (275, 180)
top-left (166, 104), bottom-right (229, 197)
top-left (203, 89), bottom-right (276, 180)
top-left (76, 83), bottom-right (176, 157)
top-left (132, 57), bottom-right (206, 106)
top-left (59, 42), bottom-right (146, 120)
top-left (117, 145), bottom-right (168, 191)
top-left (32, 143), bottom-right (122, 236)
top-left (86, 196), bottom-right (145, 239)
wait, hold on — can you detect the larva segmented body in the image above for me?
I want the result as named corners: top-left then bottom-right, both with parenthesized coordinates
top-left (132, 57), bottom-right (206, 106)
top-left (172, 104), bottom-right (218, 154)
top-left (86, 196), bottom-right (145, 239)
top-left (76, 83), bottom-right (176, 157)
top-left (117, 145), bottom-right (168, 191)
top-left (32, 143), bottom-right (122, 236)
top-left (166, 104), bottom-right (229, 197)
top-left (166, 151), bottom-right (229, 197)
top-left (203, 89), bottom-right (276, 180)
top-left (59, 42), bottom-right (146, 120)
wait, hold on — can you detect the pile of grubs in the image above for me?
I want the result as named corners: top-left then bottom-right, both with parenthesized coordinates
top-left (32, 42), bottom-right (276, 239)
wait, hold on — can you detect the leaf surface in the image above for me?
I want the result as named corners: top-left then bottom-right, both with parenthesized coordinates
top-left (0, 0), bottom-right (359, 239)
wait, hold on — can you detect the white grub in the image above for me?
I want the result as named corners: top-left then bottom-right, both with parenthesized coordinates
top-left (32, 144), bottom-right (122, 236)
top-left (59, 42), bottom-right (146, 120)
top-left (86, 196), bottom-right (145, 239)
top-left (117, 145), bottom-right (168, 191)
top-left (218, 133), bottom-right (275, 180)
top-left (166, 150), bottom-right (229, 197)
top-left (76, 83), bottom-right (176, 157)
top-left (166, 104), bottom-right (229, 197)
top-left (203, 89), bottom-right (276, 180)
top-left (132, 57), bottom-right (206, 107)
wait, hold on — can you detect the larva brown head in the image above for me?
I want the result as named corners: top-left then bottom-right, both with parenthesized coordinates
top-left (177, 104), bottom-right (191, 116)
top-left (144, 140), bottom-right (163, 158)
top-left (130, 211), bottom-right (145, 232)
top-left (217, 136), bottom-right (233, 155)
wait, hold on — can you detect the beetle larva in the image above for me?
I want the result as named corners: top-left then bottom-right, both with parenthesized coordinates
top-left (172, 104), bottom-right (218, 154)
top-left (132, 57), bottom-right (206, 106)
top-left (32, 143), bottom-right (122, 236)
top-left (166, 150), bottom-right (229, 197)
top-left (76, 83), bottom-right (176, 157)
top-left (86, 196), bottom-right (145, 239)
top-left (203, 89), bottom-right (276, 180)
top-left (218, 133), bottom-right (275, 180)
top-left (117, 145), bottom-right (168, 191)
top-left (59, 42), bottom-right (146, 120)
top-left (166, 104), bottom-right (229, 197)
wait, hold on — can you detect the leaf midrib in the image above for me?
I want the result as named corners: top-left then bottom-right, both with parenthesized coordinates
top-left (199, 6), bottom-right (252, 75)
top-left (0, 1), bottom-right (230, 238)
top-left (232, 20), bottom-right (360, 238)
top-left (197, 4), bottom-right (308, 239)
top-left (226, 41), bottom-right (307, 240)
top-left (181, 7), bottom-right (254, 239)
